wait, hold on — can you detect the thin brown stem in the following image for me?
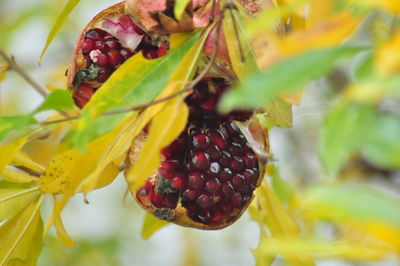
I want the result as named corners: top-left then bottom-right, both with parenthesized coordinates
top-left (0, 49), bottom-right (48, 97)
top-left (15, 166), bottom-right (43, 177)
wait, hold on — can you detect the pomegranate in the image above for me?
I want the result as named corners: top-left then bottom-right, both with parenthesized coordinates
top-left (67, 2), bottom-right (169, 108)
top-left (68, 0), bottom-right (269, 229)
top-left (126, 78), bottom-right (269, 229)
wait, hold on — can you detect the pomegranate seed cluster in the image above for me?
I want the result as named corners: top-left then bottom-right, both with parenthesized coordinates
top-left (135, 78), bottom-right (258, 226)
top-left (72, 14), bottom-right (168, 108)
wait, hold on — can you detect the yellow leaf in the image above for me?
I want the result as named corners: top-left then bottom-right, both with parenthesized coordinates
top-left (224, 7), bottom-right (258, 79)
top-left (0, 64), bottom-right (9, 82)
top-left (0, 182), bottom-right (39, 222)
top-left (54, 202), bottom-right (75, 248)
top-left (375, 31), bottom-right (400, 77)
top-left (252, 229), bottom-right (276, 266)
top-left (141, 213), bottom-right (169, 240)
top-left (1, 168), bottom-right (38, 184)
top-left (354, 0), bottom-right (400, 14)
top-left (39, 0), bottom-right (80, 63)
top-left (11, 152), bottom-right (45, 173)
top-left (126, 26), bottom-right (212, 191)
top-left (78, 114), bottom-right (138, 194)
top-left (277, 12), bottom-right (361, 58)
top-left (254, 237), bottom-right (389, 262)
top-left (254, 179), bottom-right (314, 265)
top-left (0, 137), bottom-right (28, 172)
top-left (0, 194), bottom-right (43, 266)
top-left (261, 98), bottom-right (293, 128)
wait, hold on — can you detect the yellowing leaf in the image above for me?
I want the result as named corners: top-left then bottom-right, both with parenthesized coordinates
top-left (254, 180), bottom-right (314, 265)
top-left (78, 114), bottom-right (138, 194)
top-left (0, 137), bottom-right (28, 172)
top-left (375, 31), bottom-right (400, 77)
top-left (0, 64), bottom-right (9, 82)
top-left (141, 213), bottom-right (169, 240)
top-left (254, 237), bottom-right (389, 262)
top-left (0, 182), bottom-right (39, 222)
top-left (252, 229), bottom-right (276, 266)
top-left (1, 168), bottom-right (38, 184)
top-left (260, 98), bottom-right (293, 128)
top-left (39, 0), bottom-right (80, 63)
top-left (354, 0), bottom-right (400, 14)
top-left (277, 12), bottom-right (361, 58)
top-left (224, 7), bottom-right (258, 79)
top-left (126, 27), bottom-right (211, 191)
top-left (54, 209), bottom-right (75, 248)
top-left (11, 152), bottom-right (45, 173)
top-left (174, 0), bottom-right (191, 20)
top-left (0, 194), bottom-right (43, 266)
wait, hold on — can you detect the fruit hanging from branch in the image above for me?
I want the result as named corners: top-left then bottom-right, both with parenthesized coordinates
top-left (67, 0), bottom-right (269, 230)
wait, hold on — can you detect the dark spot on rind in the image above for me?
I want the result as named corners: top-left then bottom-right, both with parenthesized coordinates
top-left (154, 209), bottom-right (176, 221)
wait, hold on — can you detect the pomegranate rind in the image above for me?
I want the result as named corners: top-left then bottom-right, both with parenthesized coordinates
top-left (67, 2), bottom-right (127, 92)
top-left (125, 120), bottom-right (269, 230)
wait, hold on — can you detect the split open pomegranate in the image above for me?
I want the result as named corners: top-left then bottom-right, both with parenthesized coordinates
top-left (68, 0), bottom-right (269, 230)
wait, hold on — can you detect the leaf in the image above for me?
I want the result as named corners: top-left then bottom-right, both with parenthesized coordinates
top-left (267, 165), bottom-right (295, 205)
top-left (0, 137), bottom-right (28, 171)
top-left (360, 113), bottom-right (400, 169)
top-left (223, 6), bottom-right (258, 80)
top-left (375, 31), bottom-right (400, 77)
top-left (259, 98), bottom-right (292, 128)
top-left (126, 27), bottom-right (210, 192)
top-left (319, 103), bottom-right (372, 176)
top-left (71, 31), bottom-right (201, 150)
top-left (39, 0), bottom-right (80, 63)
top-left (141, 213), bottom-right (169, 240)
top-left (174, 0), bottom-right (191, 20)
top-left (54, 205), bottom-right (75, 248)
top-left (302, 183), bottom-right (400, 230)
top-left (219, 46), bottom-right (362, 112)
top-left (1, 168), bottom-right (38, 184)
top-left (35, 90), bottom-right (75, 112)
top-left (0, 64), bottom-right (9, 82)
top-left (251, 229), bottom-right (276, 266)
top-left (0, 194), bottom-right (43, 266)
top-left (11, 152), bottom-right (45, 173)
top-left (254, 179), bottom-right (314, 265)
top-left (78, 115), bottom-right (138, 194)
top-left (0, 115), bottom-right (37, 143)
top-left (0, 181), bottom-right (39, 222)
top-left (253, 237), bottom-right (389, 261)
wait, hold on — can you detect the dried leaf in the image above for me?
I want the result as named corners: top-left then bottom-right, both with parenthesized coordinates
top-left (0, 194), bottom-right (43, 266)
top-left (174, 0), bottom-right (191, 20)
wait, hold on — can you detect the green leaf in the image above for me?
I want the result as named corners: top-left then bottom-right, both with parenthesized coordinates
top-left (35, 90), bottom-right (75, 112)
top-left (0, 115), bottom-right (37, 143)
top-left (354, 52), bottom-right (373, 81)
top-left (0, 194), bottom-right (43, 266)
top-left (318, 103), bottom-right (372, 176)
top-left (39, 0), bottom-right (80, 63)
top-left (219, 46), bottom-right (362, 112)
top-left (259, 98), bottom-right (293, 129)
top-left (269, 165), bottom-right (295, 205)
top-left (141, 213), bottom-right (169, 240)
top-left (174, 0), bottom-right (191, 20)
top-left (0, 181), bottom-right (39, 222)
top-left (360, 113), bottom-right (400, 169)
top-left (71, 31), bottom-right (201, 150)
top-left (303, 182), bottom-right (400, 228)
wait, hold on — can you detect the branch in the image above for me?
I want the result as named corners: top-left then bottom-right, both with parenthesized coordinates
top-left (0, 49), bottom-right (49, 97)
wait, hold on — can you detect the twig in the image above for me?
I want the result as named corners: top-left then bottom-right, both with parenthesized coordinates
top-left (0, 49), bottom-right (48, 97)
top-left (41, 18), bottom-right (224, 127)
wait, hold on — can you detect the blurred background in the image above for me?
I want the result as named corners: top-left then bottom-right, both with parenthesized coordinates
top-left (1, 0), bottom-right (400, 265)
